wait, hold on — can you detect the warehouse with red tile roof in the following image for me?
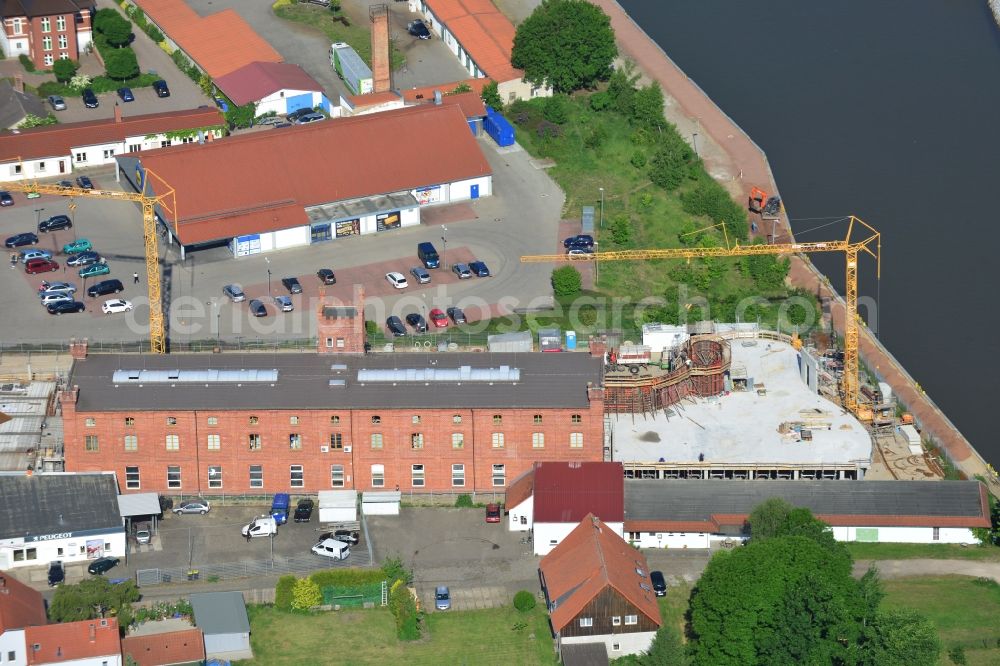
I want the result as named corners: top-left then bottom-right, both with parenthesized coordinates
top-left (214, 62), bottom-right (330, 115)
top-left (116, 104), bottom-right (492, 255)
top-left (121, 628), bottom-right (206, 666)
top-left (24, 618), bottom-right (121, 664)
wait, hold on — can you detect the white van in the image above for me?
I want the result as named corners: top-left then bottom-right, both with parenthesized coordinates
top-left (241, 515), bottom-right (278, 538)
top-left (311, 537), bottom-right (350, 560)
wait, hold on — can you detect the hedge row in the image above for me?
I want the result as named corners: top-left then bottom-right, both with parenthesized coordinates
top-left (37, 72), bottom-right (160, 97)
top-left (308, 568), bottom-right (387, 589)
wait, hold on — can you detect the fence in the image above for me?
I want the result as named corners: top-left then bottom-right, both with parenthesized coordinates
top-left (321, 581), bottom-right (385, 608)
top-left (397, 489), bottom-right (507, 507)
top-left (135, 549), bottom-right (371, 587)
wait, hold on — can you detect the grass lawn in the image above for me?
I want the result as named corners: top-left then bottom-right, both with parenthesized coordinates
top-left (847, 542), bottom-right (1000, 562)
top-left (658, 580), bottom-right (692, 634)
top-left (882, 576), bottom-right (1000, 665)
top-left (236, 604), bottom-right (556, 666)
top-left (274, 4), bottom-right (405, 72)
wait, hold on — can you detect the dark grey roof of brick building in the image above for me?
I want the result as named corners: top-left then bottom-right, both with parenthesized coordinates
top-left (0, 473), bottom-right (121, 540)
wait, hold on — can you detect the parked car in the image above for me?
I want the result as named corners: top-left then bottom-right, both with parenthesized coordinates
top-left (410, 266), bottom-right (431, 284)
top-left (295, 112), bottom-right (325, 124)
top-left (286, 108), bottom-right (315, 122)
top-left (78, 262), bottom-right (110, 278)
top-left (47, 95), bottom-right (66, 111)
top-left (57, 180), bottom-right (73, 188)
top-left (75, 176), bottom-right (94, 190)
top-left (67, 251), bottom-right (101, 267)
top-left (62, 238), bottom-right (93, 254)
top-left (312, 537), bottom-right (350, 560)
top-left (270, 493), bottom-right (291, 525)
top-left (25, 258), bottom-right (59, 274)
top-left (281, 276), bottom-right (302, 294)
top-left (408, 19), bottom-right (432, 39)
top-left (134, 523), bottom-right (151, 545)
top-left (5, 232), bottom-right (37, 247)
top-left (469, 260), bottom-right (491, 277)
top-left (417, 241), bottom-right (440, 268)
top-left (435, 586), bottom-right (451, 611)
top-left (38, 281), bottom-right (76, 295)
top-left (272, 121), bottom-right (292, 129)
top-left (447, 307), bottom-right (467, 324)
top-left (385, 272), bottom-right (409, 289)
top-left (452, 263), bottom-right (472, 279)
top-left (405, 313), bottom-right (428, 333)
top-left (38, 214), bottom-right (72, 232)
top-left (46, 300), bottom-right (85, 315)
top-left (173, 499), bottom-right (211, 515)
top-left (87, 279), bottom-right (124, 298)
top-left (213, 97), bottom-right (229, 112)
top-left (249, 299), bottom-right (267, 317)
top-left (567, 247), bottom-right (594, 256)
top-left (274, 295), bottom-right (294, 312)
top-left (40, 292), bottom-right (72, 306)
top-left (47, 561), bottom-right (65, 586)
top-left (293, 499), bottom-right (314, 523)
top-left (317, 268), bottom-right (337, 284)
top-left (485, 503), bottom-right (502, 523)
top-left (20, 249), bottom-right (52, 263)
top-left (87, 556), bottom-right (119, 575)
top-left (650, 570), bottom-right (667, 596)
top-left (386, 316), bottom-right (406, 336)
top-left (429, 308), bottom-right (449, 328)
top-left (82, 88), bottom-right (98, 108)
top-left (304, 0), bottom-right (331, 6)
top-left (563, 234), bottom-right (594, 249)
top-left (102, 299), bottom-right (133, 314)
top-left (117, 87), bottom-right (134, 102)
top-left (0, 191), bottom-right (13, 206)
top-left (223, 284), bottom-right (246, 302)
top-left (242, 515), bottom-right (278, 538)
top-left (327, 529), bottom-right (359, 545)
top-left (152, 80), bottom-right (170, 98)
top-left (256, 115), bottom-right (284, 127)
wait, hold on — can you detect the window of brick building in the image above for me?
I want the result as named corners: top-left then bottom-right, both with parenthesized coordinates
top-left (249, 465), bottom-right (263, 488)
top-left (452, 433), bottom-right (464, 449)
top-left (570, 432), bottom-right (584, 448)
top-left (492, 414), bottom-right (502, 425)
top-left (166, 416), bottom-right (177, 426)
top-left (290, 465), bottom-right (304, 488)
top-left (571, 414), bottom-right (582, 424)
top-left (412, 415), bottom-right (421, 424)
top-left (624, 615), bottom-right (638, 625)
top-left (371, 415), bottom-right (381, 424)
top-left (451, 464), bottom-right (465, 487)
top-left (207, 416), bottom-right (218, 426)
top-left (290, 415), bottom-right (300, 425)
top-left (411, 464), bottom-right (425, 487)
top-left (329, 433), bottom-right (343, 449)
top-left (85, 417), bottom-right (95, 427)
top-left (371, 464), bottom-right (385, 488)
top-left (124, 417), bottom-right (134, 427)
top-left (289, 433), bottom-right (302, 450)
top-left (492, 433), bottom-right (504, 448)
top-left (125, 466), bottom-right (140, 490)
top-left (533, 414), bottom-right (543, 424)
top-left (248, 434), bottom-right (261, 450)
top-left (492, 464), bottom-right (505, 487)
top-left (123, 435), bottom-right (137, 452)
top-left (167, 466), bottom-right (181, 489)
top-left (85, 435), bottom-right (98, 452)
top-left (371, 433), bottom-right (383, 449)
top-left (532, 433), bottom-right (545, 448)
top-left (207, 434), bottom-right (220, 450)
top-left (208, 466), bottom-right (222, 488)
top-left (249, 415), bottom-right (259, 425)
top-left (56, 16), bottom-right (65, 31)
top-left (165, 434), bottom-right (179, 451)
top-left (330, 415), bottom-right (340, 425)
top-left (40, 18), bottom-right (50, 33)
top-left (411, 433), bottom-right (424, 449)
top-left (331, 465), bottom-right (345, 487)
top-left (452, 414), bottom-right (462, 424)
top-left (612, 616), bottom-right (622, 626)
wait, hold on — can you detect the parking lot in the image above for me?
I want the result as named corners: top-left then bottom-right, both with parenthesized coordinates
top-left (0, 135), bottom-right (563, 346)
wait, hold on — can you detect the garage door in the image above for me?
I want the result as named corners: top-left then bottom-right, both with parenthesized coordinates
top-left (286, 92), bottom-right (314, 114)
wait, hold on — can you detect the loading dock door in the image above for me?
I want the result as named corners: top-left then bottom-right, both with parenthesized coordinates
top-left (286, 92), bottom-right (314, 114)
top-left (471, 184), bottom-right (479, 199)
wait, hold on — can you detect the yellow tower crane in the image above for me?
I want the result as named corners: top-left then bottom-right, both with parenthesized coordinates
top-left (5, 175), bottom-right (176, 354)
top-left (522, 215), bottom-right (880, 417)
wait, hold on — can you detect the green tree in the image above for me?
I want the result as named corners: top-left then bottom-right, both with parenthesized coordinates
top-left (49, 577), bottom-right (140, 627)
top-left (449, 82), bottom-right (472, 94)
top-left (748, 497), bottom-right (794, 540)
top-left (649, 142), bottom-right (690, 191)
top-left (274, 575), bottom-right (296, 611)
top-left (52, 58), bottom-right (79, 83)
top-left (610, 213), bottom-right (632, 245)
top-left (481, 80), bottom-right (503, 110)
top-left (606, 63), bottom-right (639, 116)
top-left (630, 83), bottom-right (665, 131)
top-left (225, 101), bottom-right (257, 130)
top-left (513, 590), bottom-right (536, 612)
top-left (511, 0), bottom-right (617, 93)
top-left (291, 577), bottom-right (322, 610)
top-left (551, 265), bottom-right (582, 297)
top-left (95, 11), bottom-right (133, 48)
top-left (17, 114), bottom-right (57, 129)
top-left (860, 608), bottom-right (941, 666)
top-left (542, 94), bottom-right (571, 124)
top-left (103, 48), bottom-right (139, 80)
top-left (681, 180), bottom-right (749, 240)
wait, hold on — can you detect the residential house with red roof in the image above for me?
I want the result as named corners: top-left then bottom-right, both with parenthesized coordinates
top-left (24, 617), bottom-right (121, 665)
top-left (0, 573), bottom-right (47, 666)
top-left (0, 1), bottom-right (95, 70)
top-left (214, 62), bottom-right (330, 117)
top-left (414, 0), bottom-right (550, 103)
top-left (120, 628), bottom-right (205, 666)
top-left (504, 465), bottom-right (534, 532)
top-left (0, 107), bottom-right (224, 182)
top-left (539, 514), bottom-right (662, 659)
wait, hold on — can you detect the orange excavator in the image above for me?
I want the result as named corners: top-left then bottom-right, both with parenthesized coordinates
top-left (748, 186), bottom-right (782, 220)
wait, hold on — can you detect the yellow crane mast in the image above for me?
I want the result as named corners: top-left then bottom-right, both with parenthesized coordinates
top-left (5, 175), bottom-right (176, 354)
top-left (521, 215), bottom-right (880, 417)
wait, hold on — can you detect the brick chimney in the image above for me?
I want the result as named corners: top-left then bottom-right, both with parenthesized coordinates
top-left (369, 4), bottom-right (390, 93)
top-left (113, 103), bottom-right (122, 123)
top-left (588, 335), bottom-right (608, 359)
top-left (59, 385), bottom-right (79, 407)
top-left (13, 74), bottom-right (24, 93)
top-left (69, 337), bottom-right (88, 360)
top-left (587, 382), bottom-right (604, 404)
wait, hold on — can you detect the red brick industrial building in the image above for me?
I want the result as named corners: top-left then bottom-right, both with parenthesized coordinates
top-left (61, 297), bottom-right (606, 495)
top-left (0, 1), bottom-right (94, 70)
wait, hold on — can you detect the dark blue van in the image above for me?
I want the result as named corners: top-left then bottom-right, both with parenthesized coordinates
top-left (270, 493), bottom-right (290, 525)
top-left (417, 242), bottom-right (440, 269)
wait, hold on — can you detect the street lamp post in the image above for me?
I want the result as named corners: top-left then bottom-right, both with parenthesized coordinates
top-left (692, 132), bottom-right (699, 157)
top-left (593, 241), bottom-right (599, 284)
top-left (34, 207), bottom-right (44, 228)
top-left (264, 257), bottom-right (271, 297)
top-left (441, 225), bottom-right (448, 270)
top-left (599, 188), bottom-right (604, 229)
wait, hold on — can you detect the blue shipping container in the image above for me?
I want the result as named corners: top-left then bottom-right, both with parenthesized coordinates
top-left (484, 107), bottom-right (515, 147)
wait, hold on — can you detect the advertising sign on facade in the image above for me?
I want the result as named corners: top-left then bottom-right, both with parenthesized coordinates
top-left (415, 186), bottom-right (442, 205)
top-left (376, 211), bottom-right (401, 232)
top-left (86, 539), bottom-right (104, 559)
top-left (335, 219), bottom-right (361, 238)
top-left (235, 234), bottom-right (262, 257)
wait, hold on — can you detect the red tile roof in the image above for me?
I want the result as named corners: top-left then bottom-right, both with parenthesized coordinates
top-left (0, 573), bottom-right (46, 632)
top-left (540, 514), bottom-right (661, 633)
top-left (401, 78), bottom-right (488, 104)
top-left (25, 618), bottom-right (120, 664)
top-left (345, 91), bottom-right (403, 109)
top-left (137, 104), bottom-right (492, 245)
top-left (351, 87), bottom-right (486, 118)
top-left (133, 0), bottom-right (283, 78)
top-left (504, 466), bottom-right (534, 509)
top-left (625, 512), bottom-right (993, 534)
top-left (121, 628), bottom-right (205, 666)
top-left (533, 462), bottom-right (624, 524)
top-left (214, 62), bottom-right (324, 107)
top-left (424, 0), bottom-right (522, 82)
top-left (0, 108), bottom-right (224, 162)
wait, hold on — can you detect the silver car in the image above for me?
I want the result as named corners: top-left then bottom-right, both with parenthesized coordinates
top-left (47, 95), bottom-right (67, 111)
top-left (20, 249), bottom-right (52, 263)
top-left (39, 292), bottom-right (72, 306)
top-left (223, 284), bottom-right (245, 302)
top-left (38, 282), bottom-right (76, 296)
top-left (410, 266), bottom-right (431, 284)
top-left (274, 295), bottom-right (294, 312)
top-left (173, 499), bottom-right (211, 515)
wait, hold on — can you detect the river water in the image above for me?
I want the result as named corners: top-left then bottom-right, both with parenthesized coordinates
top-left (619, 0), bottom-right (1000, 466)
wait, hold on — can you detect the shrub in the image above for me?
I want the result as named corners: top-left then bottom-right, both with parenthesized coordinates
top-left (52, 59), bottom-right (78, 83)
top-left (610, 213), bottom-right (632, 245)
top-left (589, 90), bottom-right (611, 111)
top-left (291, 577), bottom-right (323, 610)
top-left (309, 568), bottom-right (386, 589)
top-left (649, 141), bottom-right (690, 191)
top-left (70, 73), bottom-right (92, 90)
top-left (630, 150), bottom-right (647, 169)
top-left (18, 114), bottom-right (57, 129)
top-left (513, 590), bottom-right (536, 612)
top-left (144, 25), bottom-right (164, 43)
top-left (454, 494), bottom-right (474, 508)
top-left (381, 556), bottom-right (412, 585)
top-left (552, 266), bottom-right (582, 297)
top-left (584, 126), bottom-right (607, 150)
top-left (536, 121), bottom-right (562, 139)
top-left (388, 579), bottom-right (420, 640)
top-left (681, 180), bottom-right (749, 240)
top-left (104, 48), bottom-right (140, 80)
top-left (365, 320), bottom-right (378, 336)
top-left (275, 575), bottom-right (296, 611)
top-left (542, 94), bottom-right (570, 124)
top-left (638, 192), bottom-right (654, 209)
top-left (481, 80), bottom-right (502, 110)
top-left (449, 82), bottom-right (472, 94)
top-left (18, 54), bottom-right (35, 72)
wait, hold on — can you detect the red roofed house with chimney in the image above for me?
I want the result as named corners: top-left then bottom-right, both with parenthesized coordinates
top-left (539, 514), bottom-right (662, 659)
top-left (0, 572), bottom-right (47, 666)
top-left (24, 617), bottom-right (121, 665)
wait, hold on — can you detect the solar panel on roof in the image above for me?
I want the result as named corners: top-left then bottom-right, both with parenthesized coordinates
top-left (112, 369), bottom-right (278, 384)
top-left (356, 366), bottom-right (520, 383)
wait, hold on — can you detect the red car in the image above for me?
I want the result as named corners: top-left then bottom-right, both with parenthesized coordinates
top-left (429, 308), bottom-right (449, 328)
top-left (25, 258), bottom-right (59, 274)
top-left (485, 503), bottom-right (502, 523)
